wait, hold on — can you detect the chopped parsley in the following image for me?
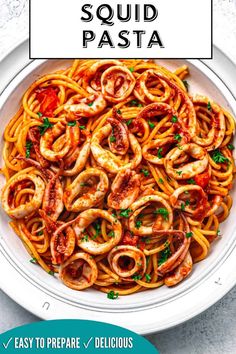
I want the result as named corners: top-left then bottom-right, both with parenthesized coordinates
top-left (37, 230), bottom-right (43, 236)
top-left (157, 147), bottom-right (163, 159)
top-left (129, 67), bottom-right (134, 73)
top-left (107, 291), bottom-right (119, 300)
top-left (94, 222), bottom-right (101, 238)
top-left (185, 200), bottom-right (190, 206)
top-left (125, 119), bottom-right (133, 126)
top-left (119, 208), bottom-right (132, 218)
top-left (145, 274), bottom-right (151, 283)
top-left (158, 245), bottom-right (171, 265)
top-left (228, 144), bottom-right (234, 151)
top-left (211, 149), bottom-right (230, 164)
top-left (183, 80), bottom-right (189, 91)
top-left (132, 274), bottom-right (142, 281)
top-left (217, 229), bottom-right (221, 236)
top-left (116, 109), bottom-right (121, 114)
top-left (187, 178), bottom-right (196, 184)
top-left (37, 112), bottom-right (43, 118)
top-left (154, 208), bottom-right (169, 220)
top-left (176, 170), bottom-right (182, 175)
top-left (181, 203), bottom-right (185, 211)
top-left (80, 182), bottom-right (90, 187)
top-left (135, 220), bottom-right (142, 229)
top-left (148, 120), bottom-right (155, 129)
top-left (79, 125), bottom-right (86, 130)
top-left (171, 116), bottom-right (178, 123)
top-left (159, 178), bottom-right (164, 184)
top-left (38, 117), bottom-right (53, 135)
top-left (88, 102), bottom-right (93, 106)
top-left (174, 134), bottom-right (182, 142)
top-left (207, 102), bottom-right (212, 111)
top-left (141, 169), bottom-right (149, 177)
top-left (48, 270), bottom-right (54, 276)
top-left (110, 135), bottom-right (116, 142)
top-left (81, 235), bottom-right (89, 242)
top-left (25, 141), bottom-right (32, 158)
top-left (186, 232), bottom-right (193, 238)
top-left (30, 258), bottom-right (38, 264)
top-left (108, 231), bottom-right (115, 238)
top-left (67, 121), bottom-right (77, 126)
top-left (130, 100), bottom-right (139, 106)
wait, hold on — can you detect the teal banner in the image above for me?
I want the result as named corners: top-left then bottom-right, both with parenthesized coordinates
top-left (0, 320), bottom-right (159, 353)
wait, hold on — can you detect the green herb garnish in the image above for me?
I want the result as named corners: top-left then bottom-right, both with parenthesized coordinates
top-left (129, 67), bottom-right (134, 73)
top-left (67, 121), bottom-right (77, 126)
top-left (88, 102), bottom-right (93, 106)
top-left (125, 119), bottom-right (132, 126)
top-left (116, 109), bottom-right (121, 114)
top-left (119, 209), bottom-right (132, 218)
top-left (176, 170), bottom-right (182, 175)
top-left (148, 120), bottom-right (155, 129)
top-left (25, 141), bottom-right (33, 158)
top-left (37, 112), bottom-right (43, 118)
top-left (207, 102), bottom-right (212, 111)
top-left (79, 125), bottom-right (86, 130)
top-left (81, 235), bottom-right (89, 242)
top-left (132, 274), bottom-right (142, 281)
top-left (30, 258), bottom-right (38, 264)
top-left (141, 169), bottom-right (149, 177)
top-left (174, 134), bottom-right (182, 142)
top-left (107, 291), bottom-right (119, 300)
top-left (154, 208), bottom-right (169, 220)
top-left (110, 135), bottom-right (116, 142)
top-left (38, 117), bottom-right (53, 135)
top-left (187, 179), bottom-right (196, 184)
top-left (80, 182), bottom-right (90, 187)
top-left (186, 232), bottom-right (193, 238)
top-left (145, 274), bottom-right (151, 283)
top-left (183, 80), bottom-right (189, 91)
top-left (135, 220), bottom-right (142, 229)
top-left (171, 116), bottom-right (178, 123)
top-left (48, 270), bottom-right (54, 276)
top-left (228, 144), bottom-right (234, 151)
top-left (159, 178), bottom-right (164, 184)
top-left (157, 148), bottom-right (163, 159)
top-left (108, 231), bottom-right (115, 238)
top-left (211, 149), bottom-right (230, 164)
top-left (158, 245), bottom-right (171, 265)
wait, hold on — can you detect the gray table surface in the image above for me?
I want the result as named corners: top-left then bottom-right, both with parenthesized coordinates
top-left (0, 1), bottom-right (236, 353)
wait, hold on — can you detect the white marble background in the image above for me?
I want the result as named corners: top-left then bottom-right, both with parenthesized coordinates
top-left (0, 1), bottom-right (236, 353)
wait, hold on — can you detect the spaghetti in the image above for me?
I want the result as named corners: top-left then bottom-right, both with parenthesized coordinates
top-left (1, 59), bottom-right (235, 296)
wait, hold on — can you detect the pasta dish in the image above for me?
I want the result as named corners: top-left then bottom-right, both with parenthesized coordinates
top-left (1, 59), bottom-right (235, 298)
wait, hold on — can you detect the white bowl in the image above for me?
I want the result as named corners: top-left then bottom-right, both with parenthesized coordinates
top-left (0, 57), bottom-right (236, 333)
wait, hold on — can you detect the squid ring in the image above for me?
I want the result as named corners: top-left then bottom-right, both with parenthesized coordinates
top-left (73, 209), bottom-right (122, 255)
top-left (192, 95), bottom-right (226, 151)
top-left (129, 195), bottom-right (173, 236)
top-left (142, 137), bottom-right (176, 164)
top-left (59, 252), bottom-right (98, 290)
top-left (40, 121), bottom-right (79, 162)
top-left (64, 93), bottom-right (107, 119)
top-left (134, 69), bottom-right (171, 103)
top-left (170, 185), bottom-right (209, 221)
top-left (63, 168), bottom-right (109, 212)
top-left (1, 173), bottom-right (45, 219)
top-left (101, 66), bottom-right (136, 103)
top-left (164, 143), bottom-right (208, 180)
top-left (91, 124), bottom-right (142, 174)
top-left (108, 245), bottom-right (146, 281)
top-left (107, 169), bottom-right (141, 210)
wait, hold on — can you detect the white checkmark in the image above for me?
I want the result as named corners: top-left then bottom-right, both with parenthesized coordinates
top-left (2, 337), bottom-right (13, 349)
top-left (83, 337), bottom-right (93, 349)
